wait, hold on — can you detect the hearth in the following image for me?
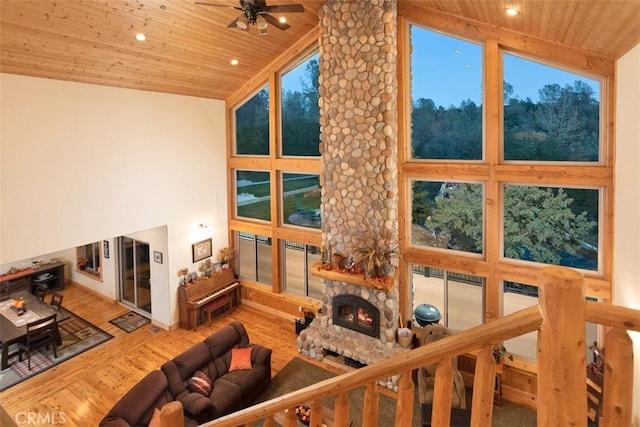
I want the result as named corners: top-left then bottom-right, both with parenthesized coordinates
top-left (332, 294), bottom-right (380, 338)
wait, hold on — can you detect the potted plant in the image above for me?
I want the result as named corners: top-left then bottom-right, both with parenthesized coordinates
top-left (352, 230), bottom-right (399, 280)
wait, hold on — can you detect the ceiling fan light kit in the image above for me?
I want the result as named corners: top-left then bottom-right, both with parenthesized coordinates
top-left (195, 0), bottom-right (304, 34)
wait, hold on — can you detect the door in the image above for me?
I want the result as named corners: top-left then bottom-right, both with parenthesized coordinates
top-left (118, 237), bottom-right (151, 314)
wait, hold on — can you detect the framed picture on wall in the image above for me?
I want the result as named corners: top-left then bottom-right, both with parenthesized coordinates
top-left (154, 251), bottom-right (163, 264)
top-left (192, 238), bottom-right (212, 263)
top-left (103, 240), bottom-right (110, 259)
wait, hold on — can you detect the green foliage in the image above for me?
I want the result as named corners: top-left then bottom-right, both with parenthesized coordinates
top-left (236, 88), bottom-right (269, 155)
top-left (420, 183), bottom-right (596, 265)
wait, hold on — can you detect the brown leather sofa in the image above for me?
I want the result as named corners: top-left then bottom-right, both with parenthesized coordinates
top-left (100, 321), bottom-right (272, 426)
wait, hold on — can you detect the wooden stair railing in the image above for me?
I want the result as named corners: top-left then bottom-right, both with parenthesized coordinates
top-left (202, 266), bottom-right (639, 427)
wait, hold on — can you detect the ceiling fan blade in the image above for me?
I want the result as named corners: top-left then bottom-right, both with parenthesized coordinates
top-left (194, 1), bottom-right (242, 11)
top-left (262, 13), bottom-right (290, 30)
top-left (265, 4), bottom-right (305, 13)
top-left (227, 17), bottom-right (239, 28)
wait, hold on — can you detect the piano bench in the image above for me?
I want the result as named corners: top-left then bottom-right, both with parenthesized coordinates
top-left (202, 295), bottom-right (233, 326)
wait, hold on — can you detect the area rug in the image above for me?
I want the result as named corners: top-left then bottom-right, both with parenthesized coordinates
top-left (256, 357), bottom-right (536, 427)
top-left (256, 357), bottom-right (421, 426)
top-left (0, 309), bottom-right (113, 392)
top-left (108, 311), bottom-right (150, 332)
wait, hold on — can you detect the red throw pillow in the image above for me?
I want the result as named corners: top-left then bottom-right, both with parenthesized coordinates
top-left (186, 370), bottom-right (212, 396)
top-left (229, 346), bottom-right (253, 371)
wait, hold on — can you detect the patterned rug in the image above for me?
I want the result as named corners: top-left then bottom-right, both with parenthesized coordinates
top-left (108, 311), bottom-right (150, 333)
top-left (0, 309), bottom-right (112, 391)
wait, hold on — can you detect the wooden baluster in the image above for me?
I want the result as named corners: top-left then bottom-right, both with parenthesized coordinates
top-left (470, 344), bottom-right (497, 426)
top-left (310, 399), bottom-right (323, 427)
top-left (395, 370), bottom-right (415, 426)
top-left (334, 392), bottom-right (350, 426)
top-left (263, 415), bottom-right (275, 427)
top-left (537, 266), bottom-right (587, 427)
top-left (362, 381), bottom-right (380, 426)
top-left (601, 328), bottom-right (633, 427)
top-left (431, 358), bottom-right (453, 427)
top-left (284, 406), bottom-right (297, 427)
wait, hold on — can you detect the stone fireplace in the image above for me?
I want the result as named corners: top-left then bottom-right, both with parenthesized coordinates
top-left (296, 0), bottom-right (404, 390)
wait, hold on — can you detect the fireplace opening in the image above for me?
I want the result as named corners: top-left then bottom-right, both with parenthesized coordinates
top-left (333, 294), bottom-right (380, 338)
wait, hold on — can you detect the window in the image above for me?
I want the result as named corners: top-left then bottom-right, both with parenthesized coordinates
top-left (410, 26), bottom-right (483, 160)
top-left (411, 180), bottom-right (483, 254)
top-left (236, 232), bottom-right (272, 285)
top-left (503, 185), bottom-right (598, 271)
top-left (282, 241), bottom-right (322, 299)
top-left (503, 54), bottom-right (600, 162)
top-left (235, 86), bottom-right (270, 155)
top-left (282, 173), bottom-right (321, 229)
top-left (236, 170), bottom-right (271, 222)
top-left (502, 282), bottom-right (599, 361)
top-left (76, 242), bottom-right (102, 280)
top-left (412, 265), bottom-right (484, 332)
top-left (281, 52), bottom-right (320, 157)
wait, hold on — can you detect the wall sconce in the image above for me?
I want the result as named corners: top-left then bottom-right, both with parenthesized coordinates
top-left (198, 223), bottom-right (210, 233)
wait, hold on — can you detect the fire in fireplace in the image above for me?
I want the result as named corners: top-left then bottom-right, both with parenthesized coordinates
top-left (332, 294), bottom-right (380, 338)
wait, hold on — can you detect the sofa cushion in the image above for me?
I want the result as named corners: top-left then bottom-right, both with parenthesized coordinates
top-left (229, 347), bottom-right (253, 371)
top-left (186, 371), bottom-right (212, 396)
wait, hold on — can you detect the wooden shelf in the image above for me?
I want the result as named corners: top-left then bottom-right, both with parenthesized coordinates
top-left (310, 262), bottom-right (395, 292)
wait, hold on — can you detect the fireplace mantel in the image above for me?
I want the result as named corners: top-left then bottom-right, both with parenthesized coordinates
top-left (310, 262), bottom-right (394, 292)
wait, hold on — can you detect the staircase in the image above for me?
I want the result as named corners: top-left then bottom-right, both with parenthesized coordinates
top-left (203, 266), bottom-right (638, 427)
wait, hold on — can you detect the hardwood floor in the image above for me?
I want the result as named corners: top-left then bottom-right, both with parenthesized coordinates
top-left (0, 283), bottom-right (339, 426)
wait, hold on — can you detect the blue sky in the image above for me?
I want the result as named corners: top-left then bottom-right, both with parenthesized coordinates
top-left (411, 27), bottom-right (600, 108)
top-left (282, 27), bottom-right (600, 108)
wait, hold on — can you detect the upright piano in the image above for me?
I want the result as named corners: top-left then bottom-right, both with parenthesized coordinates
top-left (178, 268), bottom-right (239, 330)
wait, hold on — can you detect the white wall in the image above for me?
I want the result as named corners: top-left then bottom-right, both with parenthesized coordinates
top-left (0, 74), bottom-right (228, 328)
top-left (614, 42), bottom-right (640, 422)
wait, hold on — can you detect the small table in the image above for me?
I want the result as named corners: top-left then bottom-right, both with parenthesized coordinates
top-left (0, 290), bottom-right (67, 371)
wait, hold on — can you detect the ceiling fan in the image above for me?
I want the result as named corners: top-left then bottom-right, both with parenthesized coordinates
top-left (195, 0), bottom-right (305, 34)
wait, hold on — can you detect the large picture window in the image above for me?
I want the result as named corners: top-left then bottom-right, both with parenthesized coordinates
top-left (282, 173), bottom-right (321, 229)
top-left (281, 52), bottom-right (320, 157)
top-left (412, 265), bottom-right (484, 332)
top-left (411, 180), bottom-right (483, 254)
top-left (283, 241), bottom-right (323, 299)
top-left (235, 86), bottom-right (270, 155)
top-left (236, 232), bottom-right (272, 286)
top-left (236, 170), bottom-right (271, 222)
top-left (502, 185), bottom-right (598, 271)
top-left (503, 54), bottom-right (600, 162)
top-left (410, 26), bottom-right (483, 160)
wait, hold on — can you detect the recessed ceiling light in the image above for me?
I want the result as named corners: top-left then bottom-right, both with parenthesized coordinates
top-left (279, 16), bottom-right (287, 24)
top-left (135, 33), bottom-right (146, 42)
top-left (230, 59), bottom-right (239, 66)
top-left (506, 7), bottom-right (519, 16)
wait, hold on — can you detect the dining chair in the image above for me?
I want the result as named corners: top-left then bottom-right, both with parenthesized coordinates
top-left (34, 283), bottom-right (48, 302)
top-left (50, 292), bottom-right (64, 311)
top-left (18, 313), bottom-right (59, 370)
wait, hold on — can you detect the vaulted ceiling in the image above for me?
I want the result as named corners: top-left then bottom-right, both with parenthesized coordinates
top-left (1, 0), bottom-right (639, 101)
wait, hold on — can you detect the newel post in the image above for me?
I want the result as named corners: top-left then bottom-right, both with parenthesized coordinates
top-left (537, 266), bottom-right (587, 426)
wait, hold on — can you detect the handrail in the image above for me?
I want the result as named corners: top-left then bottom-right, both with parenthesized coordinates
top-left (203, 306), bottom-right (542, 426)
top-left (200, 267), bottom-right (637, 427)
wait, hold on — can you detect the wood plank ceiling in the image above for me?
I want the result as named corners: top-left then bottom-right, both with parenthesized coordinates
top-left (1, 0), bottom-right (639, 101)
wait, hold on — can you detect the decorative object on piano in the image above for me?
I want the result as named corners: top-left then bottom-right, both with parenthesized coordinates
top-left (192, 238), bottom-right (213, 263)
top-left (177, 268), bottom-right (189, 285)
top-left (10, 296), bottom-right (27, 315)
top-left (199, 259), bottom-right (213, 277)
top-left (217, 246), bottom-right (236, 269)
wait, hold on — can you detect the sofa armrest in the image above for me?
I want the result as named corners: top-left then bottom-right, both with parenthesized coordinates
top-left (250, 344), bottom-right (272, 368)
top-left (179, 392), bottom-right (215, 420)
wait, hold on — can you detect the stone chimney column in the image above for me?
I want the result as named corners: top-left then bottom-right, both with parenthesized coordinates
top-left (318, 0), bottom-right (398, 256)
